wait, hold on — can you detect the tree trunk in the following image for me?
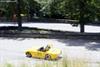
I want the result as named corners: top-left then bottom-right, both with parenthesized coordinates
top-left (17, 0), bottom-right (22, 31)
top-left (79, 0), bottom-right (85, 33)
top-left (80, 22), bottom-right (84, 33)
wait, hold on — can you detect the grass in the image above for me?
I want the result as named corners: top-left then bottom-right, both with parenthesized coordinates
top-left (0, 57), bottom-right (100, 67)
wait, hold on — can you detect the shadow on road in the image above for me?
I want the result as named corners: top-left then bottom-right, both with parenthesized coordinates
top-left (0, 26), bottom-right (100, 51)
top-left (0, 37), bottom-right (27, 41)
top-left (57, 39), bottom-right (100, 51)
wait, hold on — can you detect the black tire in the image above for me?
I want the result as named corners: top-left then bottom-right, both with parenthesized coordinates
top-left (26, 52), bottom-right (32, 58)
top-left (45, 54), bottom-right (51, 60)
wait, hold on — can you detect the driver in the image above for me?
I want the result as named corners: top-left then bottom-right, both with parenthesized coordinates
top-left (44, 44), bottom-right (51, 51)
top-left (38, 44), bottom-right (52, 52)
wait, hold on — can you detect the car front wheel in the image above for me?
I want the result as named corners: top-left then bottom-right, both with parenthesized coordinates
top-left (26, 52), bottom-right (32, 58)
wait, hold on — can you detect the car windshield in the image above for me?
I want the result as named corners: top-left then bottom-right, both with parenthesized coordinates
top-left (38, 47), bottom-right (44, 51)
top-left (38, 45), bottom-right (51, 52)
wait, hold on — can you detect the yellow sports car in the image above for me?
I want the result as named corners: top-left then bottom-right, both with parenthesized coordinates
top-left (25, 45), bottom-right (62, 60)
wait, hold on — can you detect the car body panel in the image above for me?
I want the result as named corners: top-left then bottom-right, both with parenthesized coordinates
top-left (25, 47), bottom-right (61, 60)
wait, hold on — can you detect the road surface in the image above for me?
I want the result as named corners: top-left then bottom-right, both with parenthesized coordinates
top-left (0, 23), bottom-right (100, 67)
top-left (0, 38), bottom-right (100, 67)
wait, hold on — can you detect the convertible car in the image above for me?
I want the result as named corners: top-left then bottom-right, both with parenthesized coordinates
top-left (25, 45), bottom-right (62, 60)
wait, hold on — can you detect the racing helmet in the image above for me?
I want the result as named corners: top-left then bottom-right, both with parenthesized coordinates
top-left (47, 43), bottom-right (53, 48)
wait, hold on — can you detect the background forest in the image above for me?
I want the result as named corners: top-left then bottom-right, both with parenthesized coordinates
top-left (0, 0), bottom-right (100, 32)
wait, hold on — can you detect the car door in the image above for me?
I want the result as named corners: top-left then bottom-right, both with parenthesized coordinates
top-left (36, 50), bottom-right (46, 58)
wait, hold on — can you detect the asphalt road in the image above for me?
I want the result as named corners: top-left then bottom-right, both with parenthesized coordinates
top-left (0, 38), bottom-right (100, 67)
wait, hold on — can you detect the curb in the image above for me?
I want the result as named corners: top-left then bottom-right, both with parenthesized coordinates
top-left (0, 32), bottom-right (100, 39)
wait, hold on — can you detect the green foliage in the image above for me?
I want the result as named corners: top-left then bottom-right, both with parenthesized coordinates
top-left (0, 0), bottom-right (100, 22)
top-left (0, 2), bottom-right (16, 20)
top-left (0, 0), bottom-right (41, 19)
top-left (4, 63), bottom-right (14, 67)
top-left (49, 0), bottom-right (66, 18)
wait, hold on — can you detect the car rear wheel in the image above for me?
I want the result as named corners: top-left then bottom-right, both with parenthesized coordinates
top-left (26, 52), bottom-right (32, 58)
top-left (45, 54), bottom-right (51, 60)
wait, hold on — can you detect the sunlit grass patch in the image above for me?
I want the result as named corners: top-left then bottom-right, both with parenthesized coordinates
top-left (66, 59), bottom-right (86, 67)
top-left (19, 63), bottom-right (29, 67)
top-left (34, 56), bottom-right (87, 67)
top-left (1, 56), bottom-right (100, 67)
top-left (3, 63), bottom-right (14, 67)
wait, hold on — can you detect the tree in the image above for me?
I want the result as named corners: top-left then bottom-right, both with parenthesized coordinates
top-left (0, 0), bottom-right (100, 32)
top-left (64, 0), bottom-right (100, 33)
top-left (78, 0), bottom-right (100, 33)
top-left (49, 0), bottom-right (66, 18)
top-left (17, 0), bottom-right (22, 30)
top-left (27, 0), bottom-right (41, 21)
